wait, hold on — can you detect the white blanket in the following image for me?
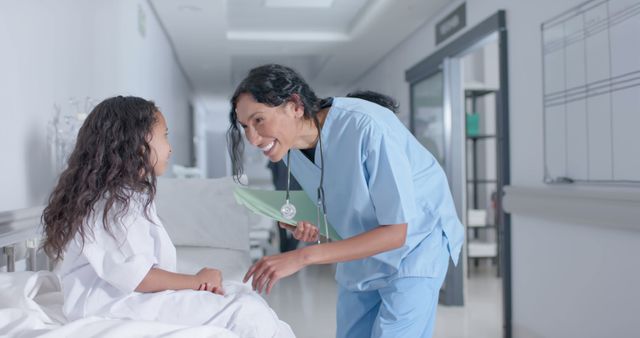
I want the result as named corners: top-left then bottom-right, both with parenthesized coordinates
top-left (0, 271), bottom-right (238, 338)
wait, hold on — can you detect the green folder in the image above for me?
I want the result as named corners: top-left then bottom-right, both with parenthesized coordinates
top-left (233, 187), bottom-right (342, 241)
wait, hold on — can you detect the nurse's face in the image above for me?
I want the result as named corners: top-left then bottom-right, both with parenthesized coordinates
top-left (235, 93), bottom-right (304, 162)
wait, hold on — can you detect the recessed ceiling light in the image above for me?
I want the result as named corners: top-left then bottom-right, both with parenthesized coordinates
top-left (178, 5), bottom-right (202, 12)
top-left (264, 0), bottom-right (335, 8)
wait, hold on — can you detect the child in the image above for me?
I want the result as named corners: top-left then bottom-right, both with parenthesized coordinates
top-left (42, 96), bottom-right (295, 338)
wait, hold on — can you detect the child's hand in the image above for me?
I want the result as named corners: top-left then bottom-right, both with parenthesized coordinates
top-left (196, 268), bottom-right (224, 295)
top-left (279, 221), bottom-right (319, 242)
top-left (197, 282), bottom-right (224, 295)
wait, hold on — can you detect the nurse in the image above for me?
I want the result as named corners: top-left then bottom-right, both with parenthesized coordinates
top-left (229, 64), bottom-right (464, 338)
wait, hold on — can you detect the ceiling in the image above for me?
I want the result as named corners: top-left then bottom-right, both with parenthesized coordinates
top-left (149, 0), bottom-right (452, 96)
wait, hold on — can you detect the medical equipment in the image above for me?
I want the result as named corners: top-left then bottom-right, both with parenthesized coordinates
top-left (279, 151), bottom-right (297, 220)
top-left (280, 126), bottom-right (330, 243)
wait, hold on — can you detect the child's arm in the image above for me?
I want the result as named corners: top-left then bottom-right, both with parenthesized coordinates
top-left (135, 267), bottom-right (224, 294)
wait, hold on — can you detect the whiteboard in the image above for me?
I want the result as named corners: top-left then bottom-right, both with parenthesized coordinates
top-left (542, 0), bottom-right (640, 183)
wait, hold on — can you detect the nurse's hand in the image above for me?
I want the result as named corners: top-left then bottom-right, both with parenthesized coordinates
top-left (279, 221), bottom-right (319, 242)
top-left (196, 267), bottom-right (225, 295)
top-left (243, 250), bottom-right (306, 294)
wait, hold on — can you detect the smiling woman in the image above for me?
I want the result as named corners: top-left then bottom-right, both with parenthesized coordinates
top-left (234, 92), bottom-right (319, 162)
top-left (227, 64), bottom-right (465, 338)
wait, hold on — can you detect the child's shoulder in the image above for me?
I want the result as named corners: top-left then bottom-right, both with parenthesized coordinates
top-left (88, 191), bottom-right (156, 230)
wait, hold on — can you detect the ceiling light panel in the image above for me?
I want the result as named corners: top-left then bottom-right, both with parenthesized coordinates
top-left (229, 0), bottom-right (367, 33)
top-left (264, 0), bottom-right (335, 8)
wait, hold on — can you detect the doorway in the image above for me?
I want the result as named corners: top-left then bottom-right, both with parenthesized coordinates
top-left (406, 11), bottom-right (511, 338)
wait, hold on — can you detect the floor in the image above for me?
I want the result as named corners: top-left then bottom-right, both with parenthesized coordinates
top-left (433, 263), bottom-right (503, 338)
top-left (264, 261), bottom-right (503, 338)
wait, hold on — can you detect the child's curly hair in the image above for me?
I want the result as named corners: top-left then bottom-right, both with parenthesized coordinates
top-left (42, 96), bottom-right (160, 262)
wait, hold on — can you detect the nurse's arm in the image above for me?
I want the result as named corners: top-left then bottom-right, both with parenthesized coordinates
top-left (299, 223), bottom-right (407, 265)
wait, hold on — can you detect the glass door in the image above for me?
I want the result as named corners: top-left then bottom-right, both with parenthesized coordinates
top-left (406, 11), bottom-right (510, 335)
top-left (410, 59), bottom-right (466, 306)
top-left (411, 71), bottom-right (446, 165)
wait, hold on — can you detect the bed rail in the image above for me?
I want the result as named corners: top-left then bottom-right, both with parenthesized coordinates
top-left (0, 206), bottom-right (44, 272)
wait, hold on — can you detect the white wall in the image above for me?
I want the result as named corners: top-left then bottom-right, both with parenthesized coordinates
top-left (0, 0), bottom-right (192, 213)
top-left (197, 95), bottom-right (233, 178)
top-left (351, 0), bottom-right (640, 337)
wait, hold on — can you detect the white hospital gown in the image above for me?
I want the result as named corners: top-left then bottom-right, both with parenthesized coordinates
top-left (56, 196), bottom-right (294, 338)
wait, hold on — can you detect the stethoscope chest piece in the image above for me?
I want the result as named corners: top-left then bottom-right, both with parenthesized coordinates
top-left (280, 149), bottom-right (297, 220)
top-left (280, 199), bottom-right (297, 220)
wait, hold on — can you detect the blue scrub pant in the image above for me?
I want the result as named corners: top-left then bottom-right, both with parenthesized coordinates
top-left (336, 273), bottom-right (447, 338)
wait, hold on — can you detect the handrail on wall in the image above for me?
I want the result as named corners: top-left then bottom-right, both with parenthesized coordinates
top-left (503, 185), bottom-right (640, 231)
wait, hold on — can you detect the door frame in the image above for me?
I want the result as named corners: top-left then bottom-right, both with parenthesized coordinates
top-left (405, 10), bottom-right (512, 338)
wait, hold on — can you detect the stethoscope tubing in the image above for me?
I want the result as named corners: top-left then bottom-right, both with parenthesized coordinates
top-left (282, 122), bottom-right (329, 243)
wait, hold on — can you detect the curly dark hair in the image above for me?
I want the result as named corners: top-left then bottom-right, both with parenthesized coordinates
top-left (346, 90), bottom-right (399, 114)
top-left (42, 96), bottom-right (160, 262)
top-left (227, 64), bottom-right (325, 181)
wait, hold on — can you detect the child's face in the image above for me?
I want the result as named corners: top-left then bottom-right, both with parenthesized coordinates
top-left (148, 111), bottom-right (172, 176)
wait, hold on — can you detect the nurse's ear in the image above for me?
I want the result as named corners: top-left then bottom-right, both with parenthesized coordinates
top-left (288, 94), bottom-right (305, 119)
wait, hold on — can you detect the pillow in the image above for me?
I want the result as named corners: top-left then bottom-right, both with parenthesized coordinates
top-left (155, 177), bottom-right (251, 251)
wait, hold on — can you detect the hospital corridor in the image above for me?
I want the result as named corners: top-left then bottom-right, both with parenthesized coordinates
top-left (1, 1), bottom-right (639, 338)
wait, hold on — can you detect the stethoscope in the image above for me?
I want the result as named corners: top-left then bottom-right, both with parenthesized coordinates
top-left (280, 126), bottom-right (329, 243)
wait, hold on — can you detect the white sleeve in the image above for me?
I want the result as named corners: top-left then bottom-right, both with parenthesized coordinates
top-left (81, 204), bottom-right (158, 292)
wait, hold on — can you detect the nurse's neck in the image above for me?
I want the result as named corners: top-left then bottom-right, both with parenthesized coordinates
top-left (297, 107), bottom-right (330, 150)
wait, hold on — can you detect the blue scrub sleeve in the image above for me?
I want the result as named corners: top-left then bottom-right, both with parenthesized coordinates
top-left (81, 209), bottom-right (158, 293)
top-left (364, 124), bottom-right (417, 226)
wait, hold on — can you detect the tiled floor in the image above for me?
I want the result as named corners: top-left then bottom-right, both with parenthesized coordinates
top-left (434, 263), bottom-right (503, 338)
top-left (264, 262), bottom-right (502, 338)
top-left (264, 264), bottom-right (338, 338)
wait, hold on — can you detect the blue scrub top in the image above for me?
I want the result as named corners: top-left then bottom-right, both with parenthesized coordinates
top-left (287, 97), bottom-right (464, 291)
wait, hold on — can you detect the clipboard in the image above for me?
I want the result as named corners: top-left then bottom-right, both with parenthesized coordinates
top-left (233, 187), bottom-right (342, 241)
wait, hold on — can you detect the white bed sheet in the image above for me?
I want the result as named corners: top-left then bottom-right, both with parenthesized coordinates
top-left (0, 271), bottom-right (238, 338)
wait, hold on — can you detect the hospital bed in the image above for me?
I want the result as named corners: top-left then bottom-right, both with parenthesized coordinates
top-left (0, 176), bottom-right (256, 337)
